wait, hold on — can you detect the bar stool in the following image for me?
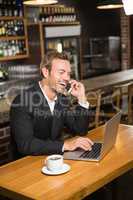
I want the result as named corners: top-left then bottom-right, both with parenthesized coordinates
top-left (128, 82), bottom-right (133, 124)
top-left (113, 82), bottom-right (133, 124)
top-left (86, 90), bottom-right (103, 128)
top-left (87, 88), bottom-right (120, 128)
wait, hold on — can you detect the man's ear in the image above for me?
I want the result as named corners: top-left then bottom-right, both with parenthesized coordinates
top-left (41, 67), bottom-right (49, 78)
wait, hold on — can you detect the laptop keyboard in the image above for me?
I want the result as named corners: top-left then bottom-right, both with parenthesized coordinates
top-left (79, 143), bottom-right (102, 159)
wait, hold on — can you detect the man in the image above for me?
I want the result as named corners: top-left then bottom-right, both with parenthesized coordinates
top-left (10, 51), bottom-right (93, 159)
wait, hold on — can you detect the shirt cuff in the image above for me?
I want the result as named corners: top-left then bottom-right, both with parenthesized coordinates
top-left (62, 144), bottom-right (64, 152)
top-left (78, 101), bottom-right (89, 109)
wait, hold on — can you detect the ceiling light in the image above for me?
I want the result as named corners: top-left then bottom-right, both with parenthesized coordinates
top-left (97, 0), bottom-right (123, 9)
top-left (122, 0), bottom-right (133, 15)
top-left (24, 0), bottom-right (58, 6)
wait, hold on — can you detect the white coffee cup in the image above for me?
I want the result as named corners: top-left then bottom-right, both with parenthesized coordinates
top-left (45, 154), bottom-right (63, 172)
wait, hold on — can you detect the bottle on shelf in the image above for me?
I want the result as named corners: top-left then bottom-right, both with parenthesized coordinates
top-left (0, 19), bottom-right (25, 37)
top-left (0, 20), bottom-right (5, 36)
top-left (39, 5), bottom-right (77, 23)
top-left (0, 43), bottom-right (4, 57)
top-left (0, 39), bottom-right (27, 57)
top-left (0, 65), bottom-right (8, 81)
top-left (0, 0), bottom-right (23, 17)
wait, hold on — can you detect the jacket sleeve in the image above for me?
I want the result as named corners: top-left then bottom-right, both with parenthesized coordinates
top-left (10, 96), bottom-right (64, 156)
top-left (63, 104), bottom-right (90, 136)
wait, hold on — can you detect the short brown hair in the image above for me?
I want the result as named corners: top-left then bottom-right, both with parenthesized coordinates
top-left (40, 50), bottom-right (70, 72)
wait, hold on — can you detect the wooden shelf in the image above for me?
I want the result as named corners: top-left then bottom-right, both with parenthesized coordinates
top-left (42, 21), bottom-right (80, 26)
top-left (0, 54), bottom-right (29, 61)
top-left (0, 16), bottom-right (24, 20)
top-left (0, 36), bottom-right (26, 40)
top-left (24, 4), bottom-right (73, 8)
top-left (27, 21), bottom-right (80, 26)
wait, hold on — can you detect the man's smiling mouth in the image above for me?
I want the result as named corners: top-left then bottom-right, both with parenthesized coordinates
top-left (59, 82), bottom-right (67, 88)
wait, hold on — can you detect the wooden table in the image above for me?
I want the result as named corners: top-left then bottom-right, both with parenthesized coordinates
top-left (0, 124), bottom-right (133, 200)
top-left (82, 69), bottom-right (133, 91)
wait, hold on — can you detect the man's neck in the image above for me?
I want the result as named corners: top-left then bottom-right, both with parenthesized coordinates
top-left (39, 80), bottom-right (57, 101)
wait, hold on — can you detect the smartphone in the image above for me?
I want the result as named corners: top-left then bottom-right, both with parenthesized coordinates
top-left (65, 83), bottom-right (72, 96)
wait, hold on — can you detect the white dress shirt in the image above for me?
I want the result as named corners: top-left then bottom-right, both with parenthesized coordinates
top-left (39, 82), bottom-right (57, 114)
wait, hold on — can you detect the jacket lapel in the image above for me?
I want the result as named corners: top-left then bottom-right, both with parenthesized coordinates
top-left (33, 82), bottom-right (52, 116)
top-left (34, 84), bottom-right (68, 139)
top-left (51, 95), bottom-right (65, 140)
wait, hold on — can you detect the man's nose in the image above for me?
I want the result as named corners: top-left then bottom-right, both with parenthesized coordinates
top-left (63, 73), bottom-right (70, 81)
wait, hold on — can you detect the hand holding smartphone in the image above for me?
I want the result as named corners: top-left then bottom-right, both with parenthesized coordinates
top-left (64, 83), bottom-right (72, 96)
top-left (64, 80), bottom-right (86, 102)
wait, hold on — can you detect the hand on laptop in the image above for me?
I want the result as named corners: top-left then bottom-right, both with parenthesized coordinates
top-left (64, 136), bottom-right (94, 151)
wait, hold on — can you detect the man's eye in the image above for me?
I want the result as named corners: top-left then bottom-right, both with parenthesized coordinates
top-left (59, 71), bottom-right (64, 74)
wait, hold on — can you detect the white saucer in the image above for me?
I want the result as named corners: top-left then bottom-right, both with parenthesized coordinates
top-left (41, 163), bottom-right (71, 175)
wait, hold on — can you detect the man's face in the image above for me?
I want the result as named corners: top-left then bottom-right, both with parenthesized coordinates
top-left (45, 58), bottom-right (71, 94)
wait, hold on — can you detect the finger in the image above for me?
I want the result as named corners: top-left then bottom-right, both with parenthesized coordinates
top-left (85, 138), bottom-right (94, 145)
top-left (70, 80), bottom-right (79, 88)
top-left (71, 82), bottom-right (78, 89)
top-left (77, 143), bottom-right (92, 151)
top-left (76, 139), bottom-right (92, 151)
top-left (78, 137), bottom-right (94, 146)
top-left (78, 138), bottom-right (91, 146)
top-left (80, 141), bottom-right (92, 151)
top-left (69, 79), bottom-right (77, 84)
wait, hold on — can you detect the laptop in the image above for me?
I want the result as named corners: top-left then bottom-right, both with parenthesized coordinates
top-left (63, 111), bottom-right (121, 162)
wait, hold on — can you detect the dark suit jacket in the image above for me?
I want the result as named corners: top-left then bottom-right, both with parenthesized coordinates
top-left (10, 82), bottom-right (89, 159)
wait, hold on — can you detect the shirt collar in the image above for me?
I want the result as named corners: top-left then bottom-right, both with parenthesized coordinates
top-left (39, 81), bottom-right (57, 103)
